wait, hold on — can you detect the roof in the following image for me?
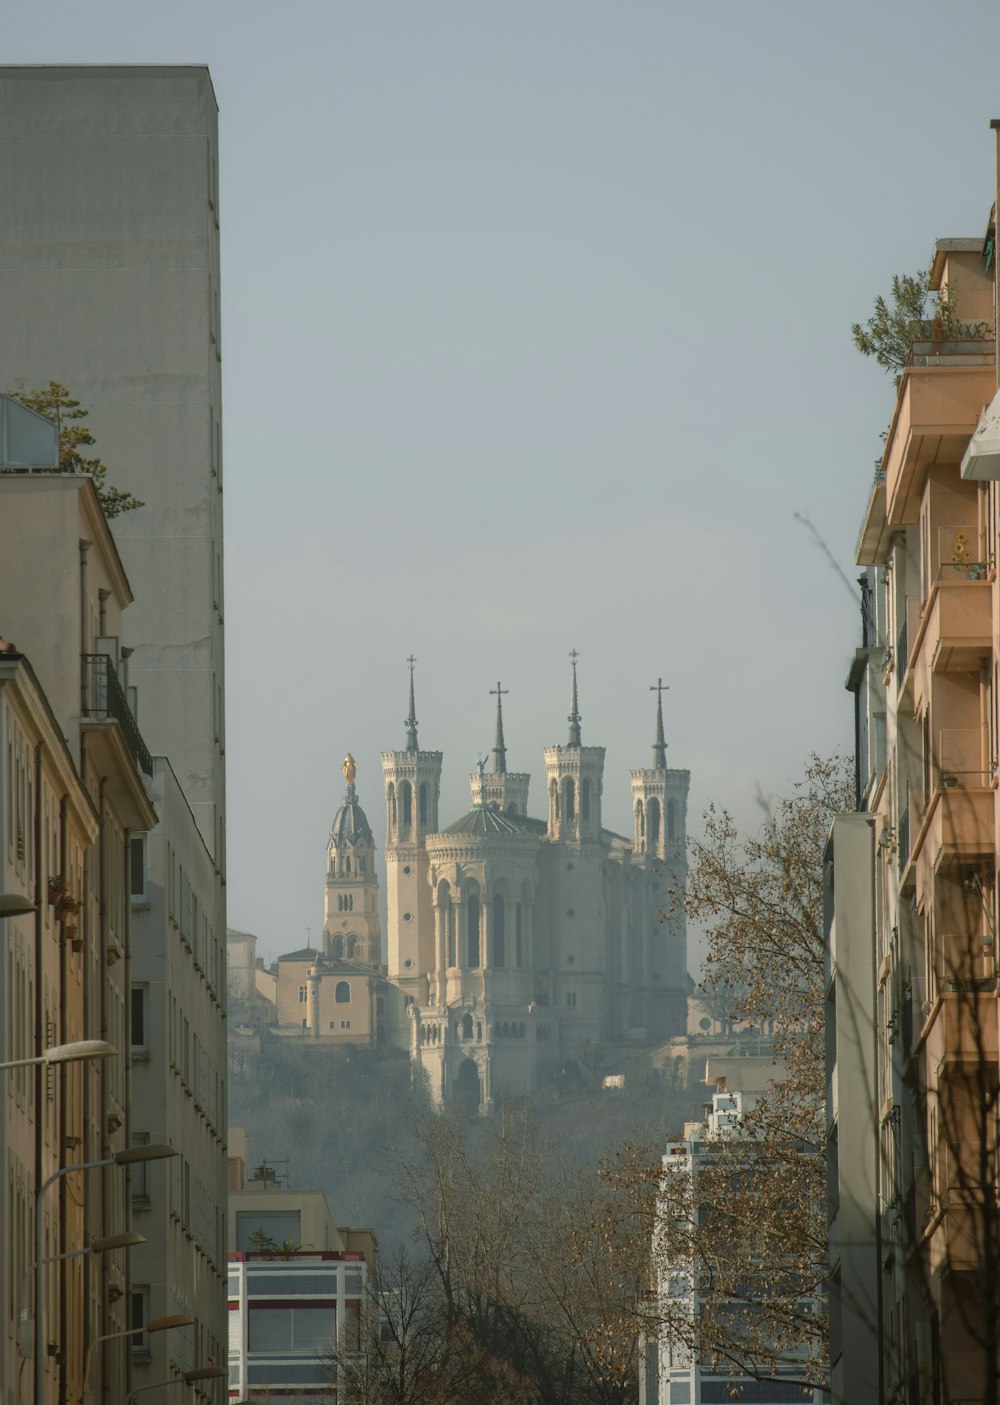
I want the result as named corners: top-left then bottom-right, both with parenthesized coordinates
top-left (329, 783), bottom-right (373, 847)
top-left (276, 946), bottom-right (320, 963)
top-left (441, 803), bottom-right (536, 837)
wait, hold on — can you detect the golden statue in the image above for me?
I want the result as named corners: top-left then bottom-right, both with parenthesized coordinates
top-left (343, 753), bottom-right (357, 786)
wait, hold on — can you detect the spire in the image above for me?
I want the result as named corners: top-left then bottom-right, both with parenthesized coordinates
top-left (651, 678), bottom-right (668, 769)
top-left (404, 655), bottom-right (418, 753)
top-left (567, 649), bottom-right (582, 747)
top-left (491, 681), bottom-right (508, 774)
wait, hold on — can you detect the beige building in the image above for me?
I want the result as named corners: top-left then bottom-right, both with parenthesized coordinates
top-left (0, 454), bottom-right (158, 1405)
top-left (833, 215), bottom-right (1000, 1402)
top-left (129, 758), bottom-right (228, 1387)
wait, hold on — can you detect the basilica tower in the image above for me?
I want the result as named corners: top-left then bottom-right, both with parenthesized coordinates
top-left (381, 659), bottom-right (443, 1012)
top-left (469, 682), bottom-right (530, 816)
top-left (629, 680), bottom-right (689, 1037)
top-left (543, 651), bottom-right (605, 844)
top-left (323, 753), bottom-right (381, 966)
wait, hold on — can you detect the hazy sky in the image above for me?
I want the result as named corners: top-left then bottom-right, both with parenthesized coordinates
top-left (7, 1), bottom-right (1000, 967)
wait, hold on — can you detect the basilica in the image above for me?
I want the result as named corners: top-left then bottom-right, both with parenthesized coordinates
top-left (277, 659), bottom-right (689, 1115)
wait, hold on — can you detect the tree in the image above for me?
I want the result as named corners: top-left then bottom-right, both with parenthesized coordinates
top-left (329, 1247), bottom-right (533, 1405)
top-left (7, 380), bottom-right (143, 518)
top-left (389, 1104), bottom-right (647, 1405)
top-left (850, 269), bottom-right (973, 376)
top-left (639, 756), bottom-right (853, 1393)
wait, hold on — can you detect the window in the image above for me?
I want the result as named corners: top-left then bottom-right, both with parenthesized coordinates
top-left (248, 1305), bottom-right (334, 1352)
top-left (130, 1286), bottom-right (150, 1354)
top-left (130, 835), bottom-right (147, 902)
top-left (340, 1019), bottom-right (352, 1029)
top-left (235, 1210), bottom-right (301, 1251)
top-left (298, 985), bottom-right (308, 1003)
top-left (335, 981), bottom-right (351, 1004)
top-left (467, 886), bottom-right (481, 968)
top-left (492, 893), bottom-right (505, 967)
top-left (400, 781), bottom-right (412, 831)
top-left (565, 991), bottom-right (577, 1008)
top-left (131, 986), bottom-right (148, 1052)
top-left (419, 782), bottom-right (428, 825)
top-left (131, 1133), bottom-right (150, 1202)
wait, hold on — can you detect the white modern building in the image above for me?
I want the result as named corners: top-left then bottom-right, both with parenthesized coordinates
top-left (642, 1057), bottom-right (825, 1405)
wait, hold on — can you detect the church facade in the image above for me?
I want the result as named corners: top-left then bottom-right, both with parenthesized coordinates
top-left (276, 660), bottom-right (690, 1114)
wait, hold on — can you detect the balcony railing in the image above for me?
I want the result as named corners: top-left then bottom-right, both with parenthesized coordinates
top-left (897, 809), bottom-right (910, 873)
top-left (81, 654), bottom-right (152, 776)
top-left (938, 727), bottom-right (990, 789)
top-left (934, 524), bottom-right (990, 584)
top-left (907, 331), bottom-right (995, 369)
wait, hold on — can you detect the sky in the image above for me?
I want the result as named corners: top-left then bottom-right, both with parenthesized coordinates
top-left (7, 0), bottom-right (1000, 968)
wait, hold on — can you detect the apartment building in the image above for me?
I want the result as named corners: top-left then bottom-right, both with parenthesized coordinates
top-left (832, 218), bottom-right (1000, 1403)
top-left (0, 437), bottom-right (158, 1405)
top-left (0, 65), bottom-right (229, 1396)
top-left (227, 1144), bottom-right (375, 1402)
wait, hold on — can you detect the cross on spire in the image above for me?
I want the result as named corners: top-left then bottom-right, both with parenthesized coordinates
top-left (651, 677), bottom-right (668, 770)
top-left (404, 655), bottom-right (418, 753)
top-left (490, 681), bottom-right (509, 774)
top-left (568, 649), bottom-right (582, 747)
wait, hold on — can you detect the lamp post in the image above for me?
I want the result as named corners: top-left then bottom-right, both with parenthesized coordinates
top-left (82, 1314), bottom-right (196, 1405)
top-left (34, 1144), bottom-right (177, 1405)
top-left (0, 1039), bottom-right (117, 1074)
top-left (124, 1365), bottom-right (227, 1405)
top-left (20, 1233), bottom-right (146, 1357)
top-left (0, 891), bottom-right (36, 917)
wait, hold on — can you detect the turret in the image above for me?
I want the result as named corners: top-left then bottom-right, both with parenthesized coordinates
top-left (469, 681), bottom-right (531, 816)
top-left (543, 651), bottom-right (604, 843)
top-left (323, 753), bottom-right (381, 965)
top-left (381, 658), bottom-right (443, 1002)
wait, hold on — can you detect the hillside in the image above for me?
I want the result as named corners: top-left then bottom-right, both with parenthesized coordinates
top-left (228, 1036), bottom-right (705, 1251)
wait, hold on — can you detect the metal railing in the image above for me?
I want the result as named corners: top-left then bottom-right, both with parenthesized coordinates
top-left (898, 810), bottom-right (910, 873)
top-left (81, 654), bottom-right (152, 776)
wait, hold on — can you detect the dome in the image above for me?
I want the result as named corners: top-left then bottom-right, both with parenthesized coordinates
top-left (329, 782), bottom-right (374, 848)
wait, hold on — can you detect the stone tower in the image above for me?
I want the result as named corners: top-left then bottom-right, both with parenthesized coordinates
top-left (629, 680), bottom-right (689, 1036)
top-left (381, 659), bottom-right (443, 1013)
top-left (543, 651), bottom-right (605, 844)
top-left (469, 682), bottom-right (531, 816)
top-left (323, 753), bottom-right (381, 966)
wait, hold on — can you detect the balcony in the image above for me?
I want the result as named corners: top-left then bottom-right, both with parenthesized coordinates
top-left (81, 653), bottom-right (152, 776)
top-left (904, 733), bottom-right (994, 895)
top-left (883, 344), bottom-right (995, 527)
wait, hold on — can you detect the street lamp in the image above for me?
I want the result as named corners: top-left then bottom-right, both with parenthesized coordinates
top-left (83, 1314), bottom-right (196, 1405)
top-left (0, 1039), bottom-right (117, 1074)
top-left (34, 1145), bottom-right (177, 1405)
top-left (0, 891), bottom-right (35, 917)
top-left (20, 1233), bottom-right (147, 1357)
top-left (124, 1365), bottom-right (227, 1405)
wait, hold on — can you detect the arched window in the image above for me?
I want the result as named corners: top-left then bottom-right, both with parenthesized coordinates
top-left (462, 1013), bottom-right (474, 1041)
top-left (515, 903), bottom-right (523, 968)
top-left (348, 894), bottom-right (354, 912)
top-left (493, 891), bottom-right (506, 967)
top-left (335, 981), bottom-right (351, 1004)
top-left (549, 779), bottom-right (559, 822)
top-left (667, 798), bottom-right (677, 843)
top-left (476, 1021), bottom-right (482, 1042)
top-left (467, 883), bottom-right (481, 968)
top-left (347, 935), bottom-right (359, 959)
top-left (564, 777), bottom-right (575, 821)
top-left (388, 783), bottom-right (396, 829)
top-left (400, 781), bottom-right (412, 832)
top-left (345, 855), bottom-right (352, 876)
top-left (419, 782), bottom-right (428, 826)
top-left (337, 895), bottom-right (343, 913)
top-left (358, 855), bottom-right (366, 874)
top-left (332, 936), bottom-right (344, 959)
top-left (581, 778), bottom-right (591, 822)
top-left (648, 797), bottom-right (661, 851)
